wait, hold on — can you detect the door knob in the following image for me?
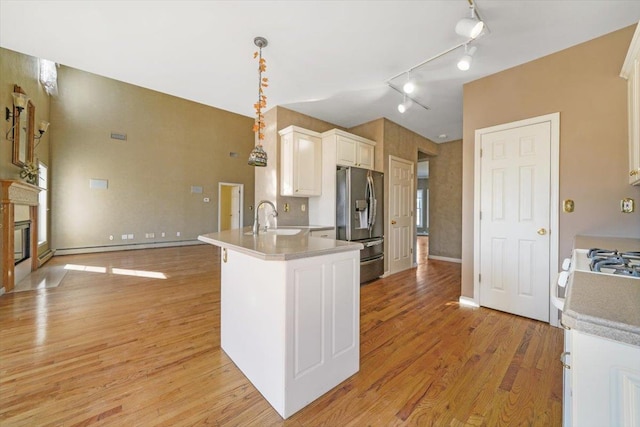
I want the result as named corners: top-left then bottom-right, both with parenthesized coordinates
top-left (537, 228), bottom-right (547, 235)
top-left (391, 220), bottom-right (397, 225)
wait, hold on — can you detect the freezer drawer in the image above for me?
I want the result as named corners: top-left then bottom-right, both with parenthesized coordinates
top-left (361, 256), bottom-right (384, 284)
top-left (359, 238), bottom-right (383, 261)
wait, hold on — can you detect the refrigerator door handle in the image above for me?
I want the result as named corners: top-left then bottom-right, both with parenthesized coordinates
top-left (367, 174), bottom-right (377, 230)
top-left (363, 239), bottom-right (384, 247)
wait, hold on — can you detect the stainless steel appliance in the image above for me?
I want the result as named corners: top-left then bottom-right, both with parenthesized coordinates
top-left (336, 166), bottom-right (384, 283)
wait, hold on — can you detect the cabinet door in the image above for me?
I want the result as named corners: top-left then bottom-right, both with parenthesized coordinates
top-left (309, 229), bottom-right (336, 239)
top-left (336, 136), bottom-right (357, 167)
top-left (293, 133), bottom-right (322, 196)
top-left (357, 142), bottom-right (375, 170)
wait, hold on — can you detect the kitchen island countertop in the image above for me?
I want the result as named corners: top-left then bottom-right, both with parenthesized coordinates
top-left (198, 227), bottom-right (362, 261)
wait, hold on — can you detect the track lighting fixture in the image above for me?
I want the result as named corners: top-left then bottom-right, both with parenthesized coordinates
top-left (386, 1), bottom-right (487, 114)
top-left (402, 72), bottom-right (415, 94)
top-left (398, 94), bottom-right (412, 114)
top-left (457, 45), bottom-right (477, 71)
top-left (455, 3), bottom-right (484, 39)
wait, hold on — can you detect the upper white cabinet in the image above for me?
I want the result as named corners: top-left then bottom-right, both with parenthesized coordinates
top-left (326, 130), bottom-right (376, 170)
top-left (621, 21), bottom-right (640, 185)
top-left (279, 126), bottom-right (322, 197)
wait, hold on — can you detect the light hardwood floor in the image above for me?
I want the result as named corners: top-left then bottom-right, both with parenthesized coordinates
top-left (0, 244), bottom-right (563, 426)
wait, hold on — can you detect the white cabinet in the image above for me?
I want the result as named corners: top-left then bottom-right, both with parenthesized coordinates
top-left (309, 129), bottom-right (377, 226)
top-left (563, 329), bottom-right (640, 426)
top-left (336, 136), bottom-right (375, 169)
top-left (621, 22), bottom-right (640, 185)
top-left (279, 126), bottom-right (322, 196)
top-left (328, 129), bottom-right (376, 170)
top-left (220, 247), bottom-right (360, 418)
top-left (310, 228), bottom-right (336, 239)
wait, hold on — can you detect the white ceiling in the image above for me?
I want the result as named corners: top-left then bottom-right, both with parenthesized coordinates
top-left (1, 1), bottom-right (639, 143)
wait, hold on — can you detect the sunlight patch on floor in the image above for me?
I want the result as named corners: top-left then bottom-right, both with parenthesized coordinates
top-left (64, 264), bottom-right (167, 279)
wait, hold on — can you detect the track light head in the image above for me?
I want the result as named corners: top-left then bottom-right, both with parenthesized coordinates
top-left (455, 4), bottom-right (484, 39)
top-left (403, 81), bottom-right (415, 94)
top-left (457, 45), bottom-right (477, 71)
top-left (455, 18), bottom-right (484, 39)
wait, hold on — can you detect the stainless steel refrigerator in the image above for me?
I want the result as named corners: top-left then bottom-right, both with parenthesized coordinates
top-left (336, 166), bottom-right (384, 283)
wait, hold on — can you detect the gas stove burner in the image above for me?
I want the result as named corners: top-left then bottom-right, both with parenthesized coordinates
top-left (592, 255), bottom-right (627, 272)
top-left (613, 266), bottom-right (640, 278)
top-left (620, 251), bottom-right (640, 261)
top-left (587, 248), bottom-right (618, 258)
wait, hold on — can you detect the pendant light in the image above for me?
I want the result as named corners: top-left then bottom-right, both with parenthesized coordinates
top-left (248, 36), bottom-right (269, 167)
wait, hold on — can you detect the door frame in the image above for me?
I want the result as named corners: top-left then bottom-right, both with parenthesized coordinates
top-left (217, 182), bottom-right (244, 232)
top-left (472, 112), bottom-right (560, 325)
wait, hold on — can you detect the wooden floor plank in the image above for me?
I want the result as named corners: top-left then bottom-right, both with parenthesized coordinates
top-left (0, 243), bottom-right (563, 426)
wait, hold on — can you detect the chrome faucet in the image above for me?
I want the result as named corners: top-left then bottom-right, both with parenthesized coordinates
top-left (253, 200), bottom-right (278, 234)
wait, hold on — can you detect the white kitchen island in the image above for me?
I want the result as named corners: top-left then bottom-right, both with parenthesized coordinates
top-left (198, 227), bottom-right (363, 419)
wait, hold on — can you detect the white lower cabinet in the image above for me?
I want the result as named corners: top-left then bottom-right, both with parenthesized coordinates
top-left (564, 329), bottom-right (640, 426)
top-left (220, 248), bottom-right (360, 418)
top-left (310, 228), bottom-right (336, 239)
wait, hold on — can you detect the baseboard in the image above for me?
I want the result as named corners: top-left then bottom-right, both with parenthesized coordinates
top-left (38, 249), bottom-right (54, 267)
top-left (428, 255), bottom-right (462, 263)
top-left (459, 296), bottom-right (479, 307)
top-left (54, 240), bottom-right (204, 256)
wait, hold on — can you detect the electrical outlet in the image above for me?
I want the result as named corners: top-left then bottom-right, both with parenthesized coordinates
top-left (284, 203), bottom-right (290, 212)
top-left (128, 234), bottom-right (134, 239)
top-left (161, 232), bottom-right (166, 237)
top-left (121, 234), bottom-right (128, 240)
top-left (621, 198), bottom-right (635, 213)
top-left (176, 231), bottom-right (181, 237)
top-left (301, 204), bottom-right (306, 212)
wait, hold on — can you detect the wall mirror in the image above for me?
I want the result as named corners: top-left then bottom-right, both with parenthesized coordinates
top-left (11, 85), bottom-right (35, 167)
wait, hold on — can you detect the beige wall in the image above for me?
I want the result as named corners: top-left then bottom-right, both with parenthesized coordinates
top-left (461, 25), bottom-right (640, 298)
top-left (429, 140), bottom-right (462, 260)
top-left (0, 47), bottom-right (52, 277)
top-left (51, 65), bottom-right (255, 250)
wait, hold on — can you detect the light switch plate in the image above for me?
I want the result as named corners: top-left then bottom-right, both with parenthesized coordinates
top-left (621, 198), bottom-right (635, 213)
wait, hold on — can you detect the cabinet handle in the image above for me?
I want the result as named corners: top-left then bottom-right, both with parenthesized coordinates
top-left (222, 248), bottom-right (227, 263)
top-left (560, 351), bottom-right (571, 369)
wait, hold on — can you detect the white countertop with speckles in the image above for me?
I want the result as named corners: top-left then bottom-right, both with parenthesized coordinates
top-left (198, 227), bottom-right (362, 261)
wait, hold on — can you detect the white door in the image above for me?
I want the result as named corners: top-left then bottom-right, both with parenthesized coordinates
top-left (478, 121), bottom-right (551, 322)
top-left (389, 156), bottom-right (414, 274)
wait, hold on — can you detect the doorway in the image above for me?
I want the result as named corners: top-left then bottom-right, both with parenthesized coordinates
top-left (416, 158), bottom-right (429, 264)
top-left (473, 113), bottom-right (559, 323)
top-left (218, 183), bottom-right (243, 232)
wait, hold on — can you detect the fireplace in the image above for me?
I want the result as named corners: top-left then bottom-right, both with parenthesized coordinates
top-left (14, 220), bottom-right (31, 265)
top-left (1, 180), bottom-right (41, 292)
